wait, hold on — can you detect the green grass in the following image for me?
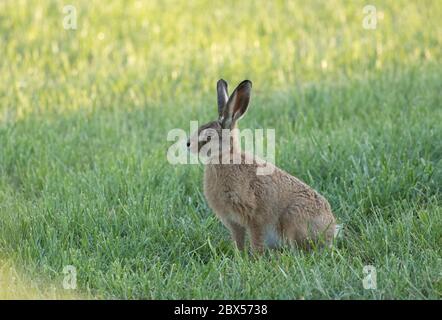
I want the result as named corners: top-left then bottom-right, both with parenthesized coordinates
top-left (0, 0), bottom-right (441, 299)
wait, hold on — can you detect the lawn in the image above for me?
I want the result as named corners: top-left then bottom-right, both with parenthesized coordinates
top-left (0, 0), bottom-right (441, 299)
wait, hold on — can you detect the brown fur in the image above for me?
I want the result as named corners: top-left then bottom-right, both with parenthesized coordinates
top-left (188, 80), bottom-right (336, 253)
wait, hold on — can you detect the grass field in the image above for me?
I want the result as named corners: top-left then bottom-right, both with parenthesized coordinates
top-left (0, 0), bottom-right (441, 299)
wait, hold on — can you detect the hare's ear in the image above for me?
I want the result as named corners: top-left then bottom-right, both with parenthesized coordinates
top-left (217, 79), bottom-right (229, 117)
top-left (221, 80), bottom-right (252, 129)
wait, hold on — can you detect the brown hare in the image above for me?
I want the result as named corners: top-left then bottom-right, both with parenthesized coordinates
top-left (187, 79), bottom-right (336, 253)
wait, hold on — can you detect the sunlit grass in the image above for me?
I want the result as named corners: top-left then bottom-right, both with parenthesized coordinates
top-left (0, 259), bottom-right (84, 299)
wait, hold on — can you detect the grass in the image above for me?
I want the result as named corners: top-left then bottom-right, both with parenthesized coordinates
top-left (0, 258), bottom-right (83, 299)
top-left (0, 0), bottom-right (441, 299)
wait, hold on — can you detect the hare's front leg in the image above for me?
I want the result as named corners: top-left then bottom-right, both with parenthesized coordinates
top-left (248, 222), bottom-right (264, 254)
top-left (224, 219), bottom-right (246, 251)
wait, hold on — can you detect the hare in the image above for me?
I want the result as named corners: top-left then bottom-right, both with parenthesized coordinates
top-left (187, 79), bottom-right (336, 253)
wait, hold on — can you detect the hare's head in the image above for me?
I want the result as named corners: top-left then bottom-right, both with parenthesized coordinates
top-left (187, 79), bottom-right (252, 156)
